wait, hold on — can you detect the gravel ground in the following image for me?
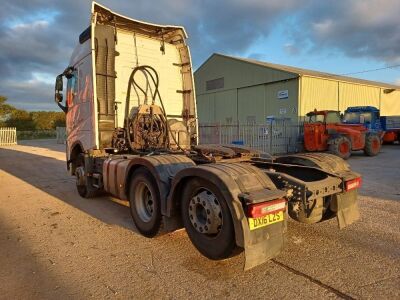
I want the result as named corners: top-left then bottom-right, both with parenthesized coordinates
top-left (0, 140), bottom-right (399, 299)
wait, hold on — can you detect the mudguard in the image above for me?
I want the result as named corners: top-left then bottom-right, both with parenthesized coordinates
top-left (169, 162), bottom-right (287, 270)
top-left (330, 189), bottom-right (360, 229)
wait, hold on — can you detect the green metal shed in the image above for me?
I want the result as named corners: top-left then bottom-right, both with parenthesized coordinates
top-left (194, 53), bottom-right (400, 124)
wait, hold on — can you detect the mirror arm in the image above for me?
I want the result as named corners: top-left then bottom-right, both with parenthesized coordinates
top-left (57, 101), bottom-right (68, 114)
top-left (63, 66), bottom-right (75, 79)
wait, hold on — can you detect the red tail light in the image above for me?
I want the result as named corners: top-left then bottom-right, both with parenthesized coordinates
top-left (345, 177), bottom-right (362, 191)
top-left (247, 199), bottom-right (286, 218)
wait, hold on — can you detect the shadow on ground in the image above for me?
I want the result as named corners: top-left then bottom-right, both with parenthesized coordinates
top-left (0, 146), bottom-right (136, 232)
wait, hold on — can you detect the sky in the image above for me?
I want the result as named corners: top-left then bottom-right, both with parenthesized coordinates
top-left (1, 0), bottom-right (400, 111)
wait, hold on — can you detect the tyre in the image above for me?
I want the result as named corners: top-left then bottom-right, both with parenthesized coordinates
top-left (328, 136), bottom-right (351, 160)
top-left (75, 154), bottom-right (99, 198)
top-left (129, 167), bottom-right (162, 237)
top-left (364, 133), bottom-right (381, 156)
top-left (181, 178), bottom-right (236, 260)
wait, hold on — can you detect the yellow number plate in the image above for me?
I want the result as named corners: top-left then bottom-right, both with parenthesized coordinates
top-left (248, 211), bottom-right (284, 230)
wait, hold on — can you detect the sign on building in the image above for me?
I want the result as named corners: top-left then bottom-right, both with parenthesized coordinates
top-left (277, 90), bottom-right (289, 99)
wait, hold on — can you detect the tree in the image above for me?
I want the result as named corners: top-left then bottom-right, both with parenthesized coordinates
top-left (0, 96), bottom-right (16, 126)
top-left (6, 109), bottom-right (36, 130)
top-left (31, 111), bottom-right (66, 129)
top-left (0, 95), bottom-right (66, 130)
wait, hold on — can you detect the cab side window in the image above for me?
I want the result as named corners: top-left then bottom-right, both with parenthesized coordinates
top-left (66, 71), bottom-right (78, 107)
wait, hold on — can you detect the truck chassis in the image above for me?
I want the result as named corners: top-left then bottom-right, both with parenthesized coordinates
top-left (77, 145), bottom-right (360, 270)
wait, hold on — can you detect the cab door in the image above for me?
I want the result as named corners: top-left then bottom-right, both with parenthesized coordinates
top-left (65, 71), bottom-right (78, 139)
top-left (65, 61), bottom-right (95, 152)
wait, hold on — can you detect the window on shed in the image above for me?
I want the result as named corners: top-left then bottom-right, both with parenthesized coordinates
top-left (206, 77), bottom-right (224, 90)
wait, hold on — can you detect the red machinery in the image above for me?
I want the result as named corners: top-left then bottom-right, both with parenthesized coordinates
top-left (304, 110), bottom-right (381, 159)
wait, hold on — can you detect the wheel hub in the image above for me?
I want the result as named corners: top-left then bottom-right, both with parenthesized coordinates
top-left (188, 190), bottom-right (222, 234)
top-left (76, 166), bottom-right (86, 186)
top-left (372, 139), bottom-right (379, 150)
top-left (135, 182), bottom-right (154, 222)
top-left (339, 142), bottom-right (349, 154)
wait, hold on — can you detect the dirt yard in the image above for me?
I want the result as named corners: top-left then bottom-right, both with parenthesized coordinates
top-left (0, 140), bottom-right (399, 299)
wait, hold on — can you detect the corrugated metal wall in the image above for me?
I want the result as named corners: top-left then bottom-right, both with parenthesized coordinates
top-left (238, 85), bottom-right (265, 123)
top-left (338, 82), bottom-right (380, 111)
top-left (264, 80), bottom-right (298, 120)
top-left (299, 76), bottom-right (338, 115)
top-left (381, 90), bottom-right (400, 116)
top-left (215, 89), bottom-right (237, 123)
top-left (195, 54), bottom-right (299, 124)
top-left (300, 76), bottom-right (400, 117)
top-left (196, 93), bottom-right (215, 122)
top-left (195, 54), bottom-right (297, 95)
top-left (197, 80), bottom-right (299, 124)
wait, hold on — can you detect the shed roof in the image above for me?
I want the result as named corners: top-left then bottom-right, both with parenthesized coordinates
top-left (199, 53), bottom-right (399, 90)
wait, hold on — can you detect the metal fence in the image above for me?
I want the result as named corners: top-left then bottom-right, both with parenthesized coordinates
top-left (0, 127), bottom-right (17, 146)
top-left (48, 122), bottom-right (304, 155)
top-left (198, 120), bottom-right (304, 155)
top-left (56, 127), bottom-right (67, 144)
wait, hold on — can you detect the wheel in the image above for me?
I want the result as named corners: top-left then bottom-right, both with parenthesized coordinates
top-left (181, 178), bottom-right (235, 260)
top-left (329, 136), bottom-right (351, 159)
top-left (364, 134), bottom-right (381, 156)
top-left (129, 167), bottom-right (162, 237)
top-left (75, 154), bottom-right (99, 198)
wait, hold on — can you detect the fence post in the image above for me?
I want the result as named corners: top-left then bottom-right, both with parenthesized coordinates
top-left (0, 127), bottom-right (17, 146)
top-left (56, 127), bottom-right (67, 144)
top-left (218, 122), bottom-right (221, 144)
top-left (268, 122), bottom-right (273, 154)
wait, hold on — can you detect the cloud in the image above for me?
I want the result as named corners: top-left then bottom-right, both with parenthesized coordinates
top-left (0, 0), bottom-right (399, 111)
top-left (1, 0), bottom-right (310, 110)
top-left (293, 0), bottom-right (400, 63)
top-left (284, 43), bottom-right (300, 55)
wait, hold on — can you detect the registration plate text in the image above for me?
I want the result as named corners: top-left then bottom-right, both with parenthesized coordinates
top-left (248, 211), bottom-right (284, 230)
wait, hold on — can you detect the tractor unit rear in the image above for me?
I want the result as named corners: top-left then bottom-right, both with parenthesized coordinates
top-left (54, 2), bottom-right (362, 270)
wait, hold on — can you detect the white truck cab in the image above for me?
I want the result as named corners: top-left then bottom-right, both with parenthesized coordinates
top-left (55, 2), bottom-right (197, 173)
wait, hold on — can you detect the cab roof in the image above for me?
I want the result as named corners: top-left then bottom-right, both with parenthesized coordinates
top-left (92, 2), bottom-right (187, 41)
top-left (345, 106), bottom-right (379, 113)
top-left (306, 110), bottom-right (339, 116)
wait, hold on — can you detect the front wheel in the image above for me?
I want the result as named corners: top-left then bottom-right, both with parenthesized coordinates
top-left (364, 134), bottom-right (381, 156)
top-left (75, 154), bottom-right (99, 198)
top-left (129, 167), bottom-right (162, 237)
top-left (181, 178), bottom-right (236, 260)
top-left (329, 136), bottom-right (351, 159)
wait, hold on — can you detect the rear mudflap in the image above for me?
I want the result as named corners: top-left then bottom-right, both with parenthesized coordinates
top-left (242, 212), bottom-right (287, 270)
top-left (330, 189), bottom-right (360, 229)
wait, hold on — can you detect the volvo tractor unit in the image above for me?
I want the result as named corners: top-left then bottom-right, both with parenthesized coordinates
top-left (54, 2), bottom-right (361, 270)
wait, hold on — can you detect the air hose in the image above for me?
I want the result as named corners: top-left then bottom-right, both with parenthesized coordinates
top-left (124, 65), bottom-right (184, 152)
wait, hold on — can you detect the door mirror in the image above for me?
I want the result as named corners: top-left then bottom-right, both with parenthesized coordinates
top-left (55, 75), bottom-right (63, 91)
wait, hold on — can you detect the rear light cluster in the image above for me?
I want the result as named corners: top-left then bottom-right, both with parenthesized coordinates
top-left (247, 199), bottom-right (286, 218)
top-left (345, 177), bottom-right (362, 191)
